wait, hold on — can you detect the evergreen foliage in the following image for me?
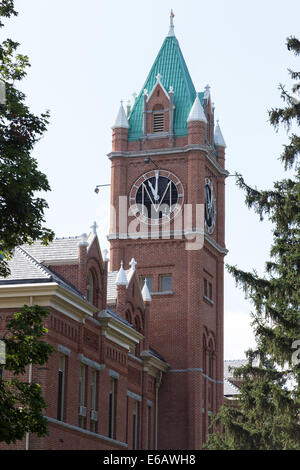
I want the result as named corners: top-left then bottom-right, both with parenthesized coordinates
top-left (206, 36), bottom-right (300, 450)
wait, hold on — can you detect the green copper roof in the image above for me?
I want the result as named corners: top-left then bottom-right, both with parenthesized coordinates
top-left (128, 35), bottom-right (203, 141)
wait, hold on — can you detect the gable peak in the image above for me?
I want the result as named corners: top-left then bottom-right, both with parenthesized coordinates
top-left (147, 73), bottom-right (170, 103)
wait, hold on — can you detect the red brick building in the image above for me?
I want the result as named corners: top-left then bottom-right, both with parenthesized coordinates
top-left (108, 12), bottom-right (227, 449)
top-left (0, 233), bottom-right (168, 450)
top-left (0, 13), bottom-right (227, 450)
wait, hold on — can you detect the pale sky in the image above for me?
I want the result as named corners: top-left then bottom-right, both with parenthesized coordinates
top-left (5, 0), bottom-right (300, 359)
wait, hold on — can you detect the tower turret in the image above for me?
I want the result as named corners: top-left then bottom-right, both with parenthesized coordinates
top-left (111, 101), bottom-right (129, 151)
top-left (187, 93), bottom-right (207, 145)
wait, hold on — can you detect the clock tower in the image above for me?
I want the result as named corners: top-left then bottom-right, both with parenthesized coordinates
top-left (108, 12), bottom-right (228, 449)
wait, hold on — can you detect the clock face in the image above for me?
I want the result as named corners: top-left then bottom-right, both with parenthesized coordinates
top-left (129, 170), bottom-right (184, 225)
top-left (204, 178), bottom-right (216, 234)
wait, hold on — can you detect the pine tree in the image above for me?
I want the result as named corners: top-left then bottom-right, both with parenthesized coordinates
top-left (206, 37), bottom-right (300, 450)
top-left (0, 0), bottom-right (54, 278)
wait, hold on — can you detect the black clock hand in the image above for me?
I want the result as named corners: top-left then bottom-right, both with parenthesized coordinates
top-left (154, 170), bottom-right (159, 198)
top-left (148, 180), bottom-right (160, 201)
top-left (157, 181), bottom-right (171, 212)
top-left (142, 183), bottom-right (156, 207)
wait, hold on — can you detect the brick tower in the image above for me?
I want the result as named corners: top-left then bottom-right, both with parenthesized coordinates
top-left (108, 12), bottom-right (228, 450)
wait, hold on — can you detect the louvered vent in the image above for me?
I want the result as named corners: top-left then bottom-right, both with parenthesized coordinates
top-left (152, 112), bottom-right (164, 132)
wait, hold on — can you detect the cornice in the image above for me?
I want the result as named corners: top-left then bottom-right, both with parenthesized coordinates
top-left (107, 145), bottom-right (229, 177)
top-left (107, 231), bottom-right (228, 255)
top-left (0, 282), bottom-right (96, 323)
top-left (140, 350), bottom-right (169, 378)
top-left (98, 310), bottom-right (143, 351)
top-left (204, 233), bottom-right (228, 255)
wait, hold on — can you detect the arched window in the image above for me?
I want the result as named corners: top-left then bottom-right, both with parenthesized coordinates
top-left (87, 271), bottom-right (94, 304)
top-left (203, 335), bottom-right (207, 374)
top-left (134, 316), bottom-right (141, 332)
top-left (134, 316), bottom-right (142, 356)
top-left (208, 339), bottom-right (214, 378)
top-left (125, 310), bottom-right (132, 324)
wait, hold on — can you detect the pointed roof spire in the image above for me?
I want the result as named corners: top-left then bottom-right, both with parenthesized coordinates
top-left (79, 233), bottom-right (88, 246)
top-left (142, 279), bottom-right (152, 303)
top-left (167, 9), bottom-right (175, 37)
top-left (187, 93), bottom-right (207, 123)
top-left (128, 18), bottom-right (196, 140)
top-left (214, 120), bottom-right (226, 148)
top-left (112, 101), bottom-right (129, 129)
top-left (116, 261), bottom-right (128, 286)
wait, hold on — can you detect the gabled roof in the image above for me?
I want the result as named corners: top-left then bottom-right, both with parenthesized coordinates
top-left (0, 246), bottom-right (85, 299)
top-left (21, 232), bottom-right (96, 265)
top-left (224, 377), bottom-right (240, 397)
top-left (128, 34), bottom-right (203, 141)
top-left (224, 359), bottom-right (248, 379)
top-left (21, 237), bottom-right (81, 264)
top-left (1, 246), bottom-right (51, 282)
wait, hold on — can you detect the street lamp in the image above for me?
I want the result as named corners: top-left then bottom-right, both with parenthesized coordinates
top-left (94, 184), bottom-right (111, 194)
top-left (144, 157), bottom-right (159, 169)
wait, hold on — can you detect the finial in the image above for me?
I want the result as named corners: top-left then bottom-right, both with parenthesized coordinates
top-left (103, 249), bottom-right (109, 262)
top-left (214, 120), bottom-right (226, 148)
top-left (142, 279), bottom-right (152, 303)
top-left (116, 260), bottom-right (128, 286)
top-left (156, 73), bottom-right (162, 82)
top-left (79, 233), bottom-right (88, 246)
top-left (169, 85), bottom-right (174, 94)
top-left (143, 88), bottom-right (148, 96)
top-left (90, 221), bottom-right (98, 235)
top-left (204, 84), bottom-right (211, 100)
top-left (187, 93), bottom-right (207, 124)
top-left (129, 258), bottom-right (137, 271)
top-left (167, 9), bottom-right (175, 37)
top-left (126, 99), bottom-right (131, 117)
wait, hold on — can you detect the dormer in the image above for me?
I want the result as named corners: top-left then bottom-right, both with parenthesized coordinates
top-left (143, 74), bottom-right (174, 139)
